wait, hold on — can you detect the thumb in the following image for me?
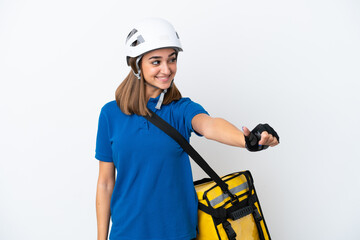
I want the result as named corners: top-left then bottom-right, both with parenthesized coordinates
top-left (242, 126), bottom-right (251, 137)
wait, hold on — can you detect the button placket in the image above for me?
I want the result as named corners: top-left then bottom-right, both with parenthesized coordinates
top-left (143, 120), bottom-right (149, 130)
top-left (138, 115), bottom-right (150, 134)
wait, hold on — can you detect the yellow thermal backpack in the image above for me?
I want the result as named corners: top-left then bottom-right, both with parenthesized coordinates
top-left (194, 171), bottom-right (270, 240)
top-left (146, 111), bottom-right (271, 240)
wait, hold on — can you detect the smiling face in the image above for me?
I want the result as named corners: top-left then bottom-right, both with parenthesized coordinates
top-left (141, 48), bottom-right (178, 98)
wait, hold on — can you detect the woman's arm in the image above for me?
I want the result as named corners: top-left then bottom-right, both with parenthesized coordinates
top-left (96, 161), bottom-right (115, 240)
top-left (191, 113), bottom-right (279, 148)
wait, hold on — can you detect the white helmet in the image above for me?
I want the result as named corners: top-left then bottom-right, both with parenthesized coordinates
top-left (125, 18), bottom-right (183, 66)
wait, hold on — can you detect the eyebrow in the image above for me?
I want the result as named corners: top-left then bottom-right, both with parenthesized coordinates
top-left (148, 51), bottom-right (177, 60)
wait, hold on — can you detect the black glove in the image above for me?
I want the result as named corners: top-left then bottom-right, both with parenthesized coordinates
top-left (245, 124), bottom-right (279, 152)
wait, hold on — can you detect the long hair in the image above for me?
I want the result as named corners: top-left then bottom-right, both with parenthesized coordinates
top-left (115, 57), bottom-right (182, 116)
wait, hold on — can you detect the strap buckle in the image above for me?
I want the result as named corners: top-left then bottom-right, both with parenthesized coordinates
top-left (223, 220), bottom-right (237, 240)
top-left (253, 208), bottom-right (263, 221)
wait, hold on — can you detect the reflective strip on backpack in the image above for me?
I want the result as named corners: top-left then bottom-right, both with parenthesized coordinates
top-left (209, 182), bottom-right (249, 207)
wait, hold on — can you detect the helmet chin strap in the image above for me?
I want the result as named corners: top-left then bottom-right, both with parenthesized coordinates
top-left (155, 79), bottom-right (174, 110)
top-left (155, 89), bottom-right (167, 110)
top-left (132, 56), bottom-right (142, 80)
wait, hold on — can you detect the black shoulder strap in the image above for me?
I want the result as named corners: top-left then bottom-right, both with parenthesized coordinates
top-left (145, 110), bottom-right (231, 194)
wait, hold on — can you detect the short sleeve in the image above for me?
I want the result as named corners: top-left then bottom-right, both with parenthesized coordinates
top-left (95, 108), bottom-right (113, 162)
top-left (180, 98), bottom-right (209, 137)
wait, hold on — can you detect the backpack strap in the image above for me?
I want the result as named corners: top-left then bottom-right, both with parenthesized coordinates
top-left (145, 110), bottom-right (234, 198)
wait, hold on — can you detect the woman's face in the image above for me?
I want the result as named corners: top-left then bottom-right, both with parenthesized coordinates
top-left (141, 48), bottom-right (177, 98)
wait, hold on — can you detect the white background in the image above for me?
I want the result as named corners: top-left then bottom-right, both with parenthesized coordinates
top-left (1, 0), bottom-right (359, 239)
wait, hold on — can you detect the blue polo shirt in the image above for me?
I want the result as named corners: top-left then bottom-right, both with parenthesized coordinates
top-left (95, 97), bottom-right (208, 240)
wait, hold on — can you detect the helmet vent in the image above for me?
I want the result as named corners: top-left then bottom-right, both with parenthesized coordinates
top-left (130, 35), bottom-right (145, 47)
top-left (126, 28), bottom-right (138, 43)
top-left (175, 32), bottom-right (180, 39)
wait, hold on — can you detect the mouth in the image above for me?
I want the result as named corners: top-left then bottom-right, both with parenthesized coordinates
top-left (155, 75), bottom-right (171, 82)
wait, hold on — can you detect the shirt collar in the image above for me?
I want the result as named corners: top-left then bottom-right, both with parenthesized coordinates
top-left (147, 95), bottom-right (160, 110)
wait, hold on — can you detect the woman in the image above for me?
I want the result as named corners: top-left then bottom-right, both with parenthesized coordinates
top-left (95, 18), bottom-right (279, 240)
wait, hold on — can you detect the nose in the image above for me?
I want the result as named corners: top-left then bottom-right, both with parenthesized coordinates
top-left (160, 62), bottom-right (171, 75)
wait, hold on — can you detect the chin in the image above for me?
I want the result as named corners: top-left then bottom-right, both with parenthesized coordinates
top-left (157, 81), bottom-right (172, 89)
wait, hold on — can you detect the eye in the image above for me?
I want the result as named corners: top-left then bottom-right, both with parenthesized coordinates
top-left (151, 60), bottom-right (160, 65)
top-left (169, 58), bottom-right (177, 63)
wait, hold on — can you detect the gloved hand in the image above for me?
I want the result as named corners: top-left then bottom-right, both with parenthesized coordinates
top-left (243, 124), bottom-right (279, 152)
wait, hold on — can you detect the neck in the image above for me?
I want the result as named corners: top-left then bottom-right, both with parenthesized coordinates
top-left (145, 83), bottom-right (162, 99)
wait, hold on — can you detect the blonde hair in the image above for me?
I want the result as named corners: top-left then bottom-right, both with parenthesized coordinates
top-left (115, 57), bottom-right (182, 116)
